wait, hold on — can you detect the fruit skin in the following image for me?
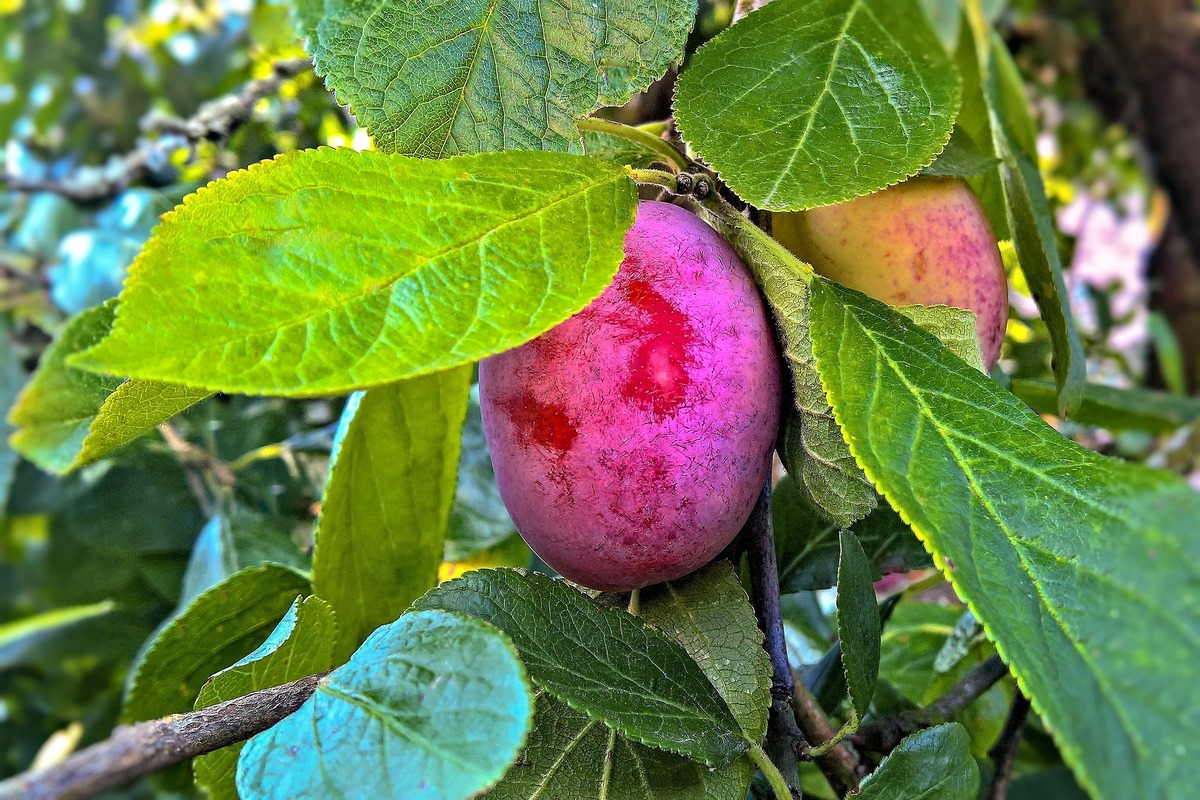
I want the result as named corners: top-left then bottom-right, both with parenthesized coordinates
top-left (479, 201), bottom-right (781, 591)
top-left (773, 176), bottom-right (1008, 368)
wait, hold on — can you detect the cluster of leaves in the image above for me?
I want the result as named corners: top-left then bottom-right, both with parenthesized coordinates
top-left (3, 0), bottom-right (1200, 799)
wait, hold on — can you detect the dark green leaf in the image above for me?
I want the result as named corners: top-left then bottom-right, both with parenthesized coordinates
top-left (0, 323), bottom-right (23, 507)
top-left (313, 368), bottom-right (470, 659)
top-left (774, 475), bottom-right (931, 592)
top-left (0, 601), bottom-right (116, 670)
top-left (445, 385), bottom-right (517, 562)
top-left (413, 568), bottom-right (747, 766)
top-left (674, 0), bottom-right (960, 210)
top-left (810, 278), bottom-right (1200, 799)
top-left (1011, 378), bottom-right (1200, 433)
top-left (485, 562), bottom-right (765, 799)
top-left (123, 564), bottom-right (310, 722)
top-left (72, 149), bottom-right (638, 396)
top-left (194, 596), bottom-right (338, 800)
top-left (857, 723), bottom-right (979, 800)
top-left (303, 0), bottom-right (696, 157)
top-left (922, 126), bottom-right (999, 178)
top-left (9, 301), bottom-right (208, 473)
top-left (181, 509), bottom-right (308, 608)
top-left (837, 531), bottom-right (880, 718)
top-left (236, 609), bottom-right (532, 800)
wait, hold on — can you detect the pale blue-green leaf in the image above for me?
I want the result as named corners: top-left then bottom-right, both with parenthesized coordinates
top-left (837, 531), bottom-right (881, 718)
top-left (810, 278), bottom-right (1200, 800)
top-left (304, 0), bottom-right (696, 157)
top-left (445, 385), bottom-right (516, 562)
top-left (236, 610), bottom-right (532, 800)
top-left (413, 568), bottom-right (747, 766)
top-left (180, 509), bottom-right (309, 608)
top-left (9, 301), bottom-right (208, 473)
top-left (313, 367), bottom-right (470, 660)
top-left (0, 322), bottom-right (23, 506)
top-left (674, 0), bottom-right (961, 210)
top-left (72, 149), bottom-right (638, 396)
top-left (194, 597), bottom-right (338, 800)
top-left (857, 723), bottom-right (979, 800)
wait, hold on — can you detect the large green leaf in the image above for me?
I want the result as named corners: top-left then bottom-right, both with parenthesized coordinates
top-left (123, 565), bottom-right (310, 722)
top-left (313, 368), bottom-right (470, 659)
top-left (486, 563), bottom-right (766, 800)
top-left (300, 0), bottom-right (695, 157)
top-left (810, 278), bottom-right (1200, 800)
top-left (194, 597), bottom-right (338, 800)
top-left (674, 0), bottom-right (960, 210)
top-left (773, 475), bottom-right (931, 592)
top-left (236, 609), bottom-right (532, 800)
top-left (8, 301), bottom-right (208, 473)
top-left (413, 568), bottom-right (746, 766)
top-left (857, 723), bottom-right (979, 800)
top-left (837, 531), bottom-right (880, 718)
top-left (72, 149), bottom-right (637, 396)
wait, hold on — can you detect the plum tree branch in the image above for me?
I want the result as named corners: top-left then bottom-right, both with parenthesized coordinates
top-left (1, 58), bottom-right (313, 203)
top-left (0, 673), bottom-right (324, 800)
top-left (744, 481), bottom-right (859, 797)
top-left (986, 690), bottom-right (1031, 800)
top-left (850, 654), bottom-right (1009, 754)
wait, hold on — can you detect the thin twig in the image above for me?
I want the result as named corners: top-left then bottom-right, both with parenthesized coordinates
top-left (2, 58), bottom-right (312, 202)
top-left (0, 673), bottom-right (324, 800)
top-left (986, 691), bottom-right (1031, 800)
top-left (851, 654), bottom-right (1008, 754)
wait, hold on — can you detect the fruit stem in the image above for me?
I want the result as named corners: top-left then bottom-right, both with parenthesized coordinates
top-left (749, 743), bottom-right (795, 800)
top-left (627, 587), bottom-right (641, 616)
top-left (577, 117), bottom-right (690, 173)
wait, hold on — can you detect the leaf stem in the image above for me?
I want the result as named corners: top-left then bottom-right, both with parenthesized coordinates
top-left (576, 117), bottom-right (690, 172)
top-left (627, 167), bottom-right (681, 194)
top-left (986, 690), bottom-right (1031, 800)
top-left (749, 743), bottom-right (795, 800)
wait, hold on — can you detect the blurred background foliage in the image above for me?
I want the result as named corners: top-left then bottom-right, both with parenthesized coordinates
top-left (0, 1), bottom-right (1194, 798)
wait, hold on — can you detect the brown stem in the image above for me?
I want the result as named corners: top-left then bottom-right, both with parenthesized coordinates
top-left (986, 691), bottom-right (1031, 800)
top-left (0, 674), bottom-right (324, 800)
top-left (851, 654), bottom-right (1008, 754)
top-left (1, 58), bottom-right (312, 203)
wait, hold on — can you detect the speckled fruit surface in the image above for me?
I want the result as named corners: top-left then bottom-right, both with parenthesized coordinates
top-left (479, 201), bottom-right (781, 591)
top-left (774, 176), bottom-right (1009, 368)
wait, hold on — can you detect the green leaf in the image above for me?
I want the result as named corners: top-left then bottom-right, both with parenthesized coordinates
top-left (313, 368), bottom-right (470, 659)
top-left (445, 385), bottom-right (517, 562)
top-left (639, 562), bottom-right (771, 742)
top-left (486, 692), bottom-right (710, 800)
top-left (485, 562), bottom-right (766, 800)
top-left (9, 301), bottom-right (208, 473)
top-left (674, 0), bottom-right (960, 210)
top-left (837, 531), bottom-right (880, 718)
top-left (0, 601), bottom-right (117, 670)
top-left (303, 0), bottom-right (696, 157)
top-left (194, 597), bottom-right (338, 800)
top-left (0, 322), bottom-right (24, 506)
top-left (72, 149), bottom-right (638, 396)
top-left (236, 609), bottom-right (532, 800)
top-left (774, 475), bottom-right (931, 592)
top-left (181, 509), bottom-right (308, 608)
top-left (959, 24), bottom-right (1085, 414)
top-left (123, 564), bottom-right (310, 722)
top-left (1010, 378), bottom-right (1200, 433)
top-left (582, 126), bottom-right (676, 171)
top-left (895, 304), bottom-right (984, 372)
top-left (810, 278), bottom-right (1200, 800)
top-left (921, 126), bottom-right (1000, 178)
top-left (857, 723), bottom-right (979, 800)
top-left (413, 568), bottom-right (746, 766)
